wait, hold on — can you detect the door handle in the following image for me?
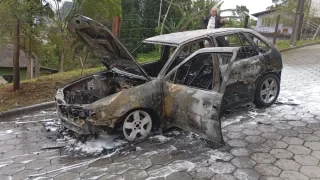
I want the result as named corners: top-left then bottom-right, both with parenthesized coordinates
top-left (203, 102), bottom-right (220, 109)
top-left (213, 102), bottom-right (220, 109)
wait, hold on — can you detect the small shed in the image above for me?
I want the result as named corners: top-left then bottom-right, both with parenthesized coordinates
top-left (0, 44), bottom-right (28, 82)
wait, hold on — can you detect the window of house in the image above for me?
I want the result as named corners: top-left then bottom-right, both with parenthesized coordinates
top-left (245, 33), bottom-right (271, 53)
top-left (2, 74), bottom-right (13, 83)
top-left (169, 53), bottom-right (216, 90)
top-left (261, 17), bottom-right (275, 27)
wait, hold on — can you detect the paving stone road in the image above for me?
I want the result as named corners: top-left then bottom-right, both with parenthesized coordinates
top-left (1, 45), bottom-right (320, 180)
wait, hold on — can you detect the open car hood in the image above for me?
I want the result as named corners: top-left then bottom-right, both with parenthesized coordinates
top-left (67, 15), bottom-right (150, 80)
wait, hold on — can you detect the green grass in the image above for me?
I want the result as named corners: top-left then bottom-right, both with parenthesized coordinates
top-left (276, 39), bottom-right (320, 50)
top-left (136, 51), bottom-right (160, 63)
top-left (0, 67), bottom-right (104, 112)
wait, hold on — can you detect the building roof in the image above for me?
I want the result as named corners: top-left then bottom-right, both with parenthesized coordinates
top-left (0, 44), bottom-right (28, 68)
top-left (251, 9), bottom-right (277, 17)
top-left (143, 28), bottom-right (247, 45)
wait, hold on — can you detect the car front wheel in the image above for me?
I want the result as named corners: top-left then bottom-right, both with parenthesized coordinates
top-left (122, 110), bottom-right (152, 142)
top-left (254, 74), bottom-right (280, 107)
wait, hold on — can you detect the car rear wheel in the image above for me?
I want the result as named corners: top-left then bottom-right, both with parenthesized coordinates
top-left (123, 110), bottom-right (152, 142)
top-left (254, 74), bottom-right (280, 107)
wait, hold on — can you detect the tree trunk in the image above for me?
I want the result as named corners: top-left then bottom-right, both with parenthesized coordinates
top-left (158, 0), bottom-right (163, 27)
top-left (60, 49), bottom-right (65, 72)
top-left (13, 18), bottom-right (20, 91)
top-left (160, 0), bottom-right (173, 35)
top-left (26, 36), bottom-right (32, 79)
top-left (34, 56), bottom-right (40, 78)
top-left (26, 53), bottom-right (32, 79)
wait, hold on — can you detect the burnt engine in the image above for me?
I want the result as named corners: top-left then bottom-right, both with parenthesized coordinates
top-left (64, 72), bottom-right (144, 105)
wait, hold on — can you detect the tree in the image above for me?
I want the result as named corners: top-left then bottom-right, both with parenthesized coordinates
top-left (232, 5), bottom-right (249, 19)
top-left (223, 5), bottom-right (250, 28)
top-left (0, 0), bottom-right (53, 79)
top-left (267, 0), bottom-right (311, 22)
top-left (120, 0), bottom-right (142, 50)
top-left (45, 0), bottom-right (121, 72)
top-left (161, 0), bottom-right (225, 33)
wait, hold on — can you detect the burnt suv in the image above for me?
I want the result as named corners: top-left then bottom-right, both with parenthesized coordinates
top-left (55, 15), bottom-right (282, 144)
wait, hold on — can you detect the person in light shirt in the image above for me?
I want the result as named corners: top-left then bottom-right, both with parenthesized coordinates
top-left (203, 7), bottom-right (225, 47)
top-left (204, 7), bottom-right (225, 29)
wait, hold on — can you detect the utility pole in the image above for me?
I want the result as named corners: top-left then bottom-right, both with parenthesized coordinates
top-left (112, 17), bottom-right (121, 37)
top-left (291, 0), bottom-right (305, 46)
top-left (13, 18), bottom-right (21, 91)
top-left (244, 15), bottom-right (249, 28)
top-left (273, 15), bottom-right (281, 44)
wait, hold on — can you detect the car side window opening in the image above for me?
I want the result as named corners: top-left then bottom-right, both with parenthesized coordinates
top-left (245, 32), bottom-right (271, 53)
top-left (215, 33), bottom-right (258, 64)
top-left (169, 53), bottom-right (226, 91)
top-left (167, 38), bottom-right (212, 73)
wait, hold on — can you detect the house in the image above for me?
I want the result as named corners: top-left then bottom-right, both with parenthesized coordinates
top-left (251, 9), bottom-right (294, 35)
top-left (0, 44), bottom-right (28, 83)
top-left (0, 45), bottom-right (59, 84)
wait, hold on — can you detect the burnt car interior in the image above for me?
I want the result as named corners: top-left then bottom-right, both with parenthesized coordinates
top-left (169, 52), bottom-right (232, 91)
top-left (215, 33), bottom-right (259, 64)
top-left (244, 32), bottom-right (271, 53)
top-left (167, 39), bottom-right (211, 73)
top-left (170, 53), bottom-right (215, 90)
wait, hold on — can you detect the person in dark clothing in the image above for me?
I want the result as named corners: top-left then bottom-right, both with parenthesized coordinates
top-left (203, 7), bottom-right (225, 29)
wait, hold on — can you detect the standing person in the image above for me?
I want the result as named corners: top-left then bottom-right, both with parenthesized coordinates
top-left (204, 7), bottom-right (225, 29)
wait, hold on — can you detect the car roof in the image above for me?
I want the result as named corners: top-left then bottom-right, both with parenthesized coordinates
top-left (143, 28), bottom-right (255, 45)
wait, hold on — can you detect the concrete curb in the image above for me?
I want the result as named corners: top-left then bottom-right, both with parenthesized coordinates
top-left (0, 101), bottom-right (55, 121)
top-left (279, 42), bottom-right (320, 52)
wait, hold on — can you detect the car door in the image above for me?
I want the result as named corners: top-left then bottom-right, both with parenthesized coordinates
top-left (214, 32), bottom-right (265, 108)
top-left (162, 47), bottom-right (239, 144)
top-left (243, 32), bottom-right (277, 70)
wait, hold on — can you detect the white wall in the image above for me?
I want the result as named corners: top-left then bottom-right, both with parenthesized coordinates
top-left (255, 12), bottom-right (293, 35)
top-left (311, 0), bottom-right (320, 18)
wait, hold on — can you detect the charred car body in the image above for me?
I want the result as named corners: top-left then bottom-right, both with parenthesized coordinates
top-left (55, 15), bottom-right (282, 144)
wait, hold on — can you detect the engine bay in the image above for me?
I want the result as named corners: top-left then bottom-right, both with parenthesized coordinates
top-left (64, 71), bottom-right (146, 105)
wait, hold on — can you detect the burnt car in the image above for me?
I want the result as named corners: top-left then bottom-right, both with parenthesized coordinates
top-left (55, 15), bottom-right (282, 144)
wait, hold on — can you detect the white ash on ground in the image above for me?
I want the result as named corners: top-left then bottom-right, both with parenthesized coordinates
top-left (43, 119), bottom-right (61, 132)
top-left (42, 119), bottom-right (130, 157)
top-left (149, 135), bottom-right (171, 144)
top-left (61, 134), bottom-right (128, 157)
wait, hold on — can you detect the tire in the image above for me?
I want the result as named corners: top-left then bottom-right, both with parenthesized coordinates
top-left (122, 110), bottom-right (153, 142)
top-left (254, 74), bottom-right (280, 107)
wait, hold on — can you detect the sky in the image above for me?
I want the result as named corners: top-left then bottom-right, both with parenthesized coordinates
top-left (220, 0), bottom-right (274, 17)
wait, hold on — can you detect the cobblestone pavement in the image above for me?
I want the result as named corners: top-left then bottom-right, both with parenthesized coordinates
top-left (1, 45), bottom-right (320, 180)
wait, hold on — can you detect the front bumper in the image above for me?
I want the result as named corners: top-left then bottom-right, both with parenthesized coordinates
top-left (59, 114), bottom-right (93, 135)
top-left (57, 104), bottom-right (95, 135)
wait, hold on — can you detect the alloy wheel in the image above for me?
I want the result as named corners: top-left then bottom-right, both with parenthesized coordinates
top-left (123, 110), bottom-right (152, 142)
top-left (260, 78), bottom-right (278, 104)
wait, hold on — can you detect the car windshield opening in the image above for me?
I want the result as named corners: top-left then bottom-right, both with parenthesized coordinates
top-left (131, 43), bottom-right (177, 77)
